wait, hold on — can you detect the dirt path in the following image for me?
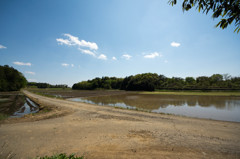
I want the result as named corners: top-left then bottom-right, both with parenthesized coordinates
top-left (0, 90), bottom-right (240, 159)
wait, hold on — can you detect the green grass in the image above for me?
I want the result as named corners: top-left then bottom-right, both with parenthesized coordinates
top-left (33, 92), bottom-right (63, 99)
top-left (34, 153), bottom-right (84, 159)
top-left (27, 88), bottom-right (72, 91)
top-left (140, 91), bottom-right (240, 96)
top-left (30, 107), bottom-right (52, 116)
top-left (0, 113), bottom-right (9, 120)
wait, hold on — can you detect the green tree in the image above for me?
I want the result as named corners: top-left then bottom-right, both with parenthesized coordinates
top-left (166, 77), bottom-right (185, 90)
top-left (169, 0), bottom-right (240, 33)
top-left (185, 77), bottom-right (196, 85)
top-left (0, 65), bottom-right (27, 91)
top-left (126, 73), bottom-right (159, 91)
top-left (196, 76), bottom-right (210, 89)
top-left (157, 74), bottom-right (168, 89)
top-left (210, 74), bottom-right (223, 87)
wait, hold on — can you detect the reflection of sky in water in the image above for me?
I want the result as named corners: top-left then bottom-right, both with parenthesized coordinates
top-left (70, 98), bottom-right (136, 109)
top-left (68, 94), bottom-right (240, 122)
top-left (11, 98), bottom-right (39, 118)
top-left (152, 104), bottom-right (240, 122)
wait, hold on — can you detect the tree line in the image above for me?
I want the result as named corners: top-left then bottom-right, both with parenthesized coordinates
top-left (27, 82), bottom-right (68, 89)
top-left (72, 73), bottom-right (240, 91)
top-left (0, 65), bottom-right (68, 91)
top-left (0, 65), bottom-right (27, 91)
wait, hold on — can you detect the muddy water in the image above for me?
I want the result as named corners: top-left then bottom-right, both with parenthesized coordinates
top-left (0, 94), bottom-right (39, 118)
top-left (69, 94), bottom-right (240, 122)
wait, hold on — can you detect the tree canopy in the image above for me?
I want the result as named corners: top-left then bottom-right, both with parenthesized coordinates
top-left (27, 82), bottom-right (68, 89)
top-left (0, 65), bottom-right (27, 91)
top-left (72, 73), bottom-right (240, 91)
top-left (169, 0), bottom-right (240, 33)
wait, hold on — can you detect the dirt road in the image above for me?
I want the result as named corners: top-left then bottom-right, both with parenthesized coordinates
top-left (0, 90), bottom-right (240, 159)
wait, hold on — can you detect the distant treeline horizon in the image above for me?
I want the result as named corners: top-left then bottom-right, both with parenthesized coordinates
top-left (1, 64), bottom-right (240, 92)
top-left (72, 73), bottom-right (240, 91)
top-left (27, 82), bottom-right (68, 89)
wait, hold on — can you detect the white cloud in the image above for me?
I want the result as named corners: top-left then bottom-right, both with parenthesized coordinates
top-left (28, 79), bottom-right (37, 82)
top-left (25, 71), bottom-right (36, 75)
top-left (112, 57), bottom-right (117, 60)
top-left (13, 61), bottom-right (31, 66)
top-left (61, 63), bottom-right (74, 67)
top-left (171, 42), bottom-right (181, 47)
top-left (57, 33), bottom-right (98, 50)
top-left (56, 38), bottom-right (71, 45)
top-left (0, 44), bottom-right (7, 49)
top-left (78, 48), bottom-right (96, 56)
top-left (61, 63), bottom-right (69, 67)
top-left (98, 54), bottom-right (107, 60)
top-left (122, 54), bottom-right (132, 60)
top-left (144, 52), bottom-right (162, 59)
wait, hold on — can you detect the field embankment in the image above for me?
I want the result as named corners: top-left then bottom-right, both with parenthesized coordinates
top-left (0, 90), bottom-right (240, 159)
top-left (141, 91), bottom-right (240, 96)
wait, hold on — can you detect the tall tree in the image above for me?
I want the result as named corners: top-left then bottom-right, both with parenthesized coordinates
top-left (0, 65), bottom-right (27, 91)
top-left (169, 0), bottom-right (240, 33)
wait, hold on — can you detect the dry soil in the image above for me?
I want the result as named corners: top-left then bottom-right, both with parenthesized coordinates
top-left (0, 90), bottom-right (240, 159)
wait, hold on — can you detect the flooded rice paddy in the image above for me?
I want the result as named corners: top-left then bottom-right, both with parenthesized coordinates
top-left (0, 93), bottom-right (39, 118)
top-left (68, 93), bottom-right (240, 122)
top-left (28, 89), bottom-right (240, 122)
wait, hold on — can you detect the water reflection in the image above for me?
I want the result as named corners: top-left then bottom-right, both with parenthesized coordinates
top-left (0, 95), bottom-right (39, 117)
top-left (72, 94), bottom-right (240, 110)
top-left (69, 94), bottom-right (240, 122)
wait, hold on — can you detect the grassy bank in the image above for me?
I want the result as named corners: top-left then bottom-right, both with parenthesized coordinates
top-left (141, 91), bottom-right (240, 96)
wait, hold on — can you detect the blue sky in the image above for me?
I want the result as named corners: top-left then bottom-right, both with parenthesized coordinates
top-left (0, 0), bottom-right (239, 86)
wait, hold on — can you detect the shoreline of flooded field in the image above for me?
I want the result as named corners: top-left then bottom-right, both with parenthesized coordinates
top-left (0, 93), bottom-right (39, 118)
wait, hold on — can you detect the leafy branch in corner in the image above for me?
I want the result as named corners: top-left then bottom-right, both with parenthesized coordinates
top-left (169, 0), bottom-right (240, 33)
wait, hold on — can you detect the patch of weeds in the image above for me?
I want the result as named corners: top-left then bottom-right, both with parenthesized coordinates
top-left (34, 92), bottom-right (63, 99)
top-left (41, 107), bottom-right (52, 113)
top-left (31, 107), bottom-right (52, 116)
top-left (34, 153), bottom-right (84, 159)
top-left (0, 113), bottom-right (9, 120)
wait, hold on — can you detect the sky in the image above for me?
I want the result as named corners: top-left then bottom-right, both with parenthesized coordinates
top-left (0, 0), bottom-right (240, 87)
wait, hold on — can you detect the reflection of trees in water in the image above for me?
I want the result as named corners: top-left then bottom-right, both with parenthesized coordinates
top-left (225, 100), bottom-right (240, 110)
top-left (85, 94), bottom-right (240, 111)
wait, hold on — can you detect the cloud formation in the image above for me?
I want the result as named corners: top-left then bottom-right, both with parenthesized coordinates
top-left (0, 44), bottom-right (7, 49)
top-left (13, 61), bottom-right (31, 66)
top-left (57, 34), bottom-right (98, 50)
top-left (98, 54), bottom-right (107, 60)
top-left (122, 54), bottom-right (132, 60)
top-left (112, 57), bottom-right (117, 60)
top-left (61, 63), bottom-right (69, 67)
top-left (78, 48), bottom-right (96, 56)
top-left (25, 71), bottom-right (36, 75)
top-left (144, 52), bottom-right (162, 59)
top-left (171, 42), bottom-right (181, 47)
top-left (56, 33), bottom-right (108, 59)
top-left (61, 63), bottom-right (74, 67)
